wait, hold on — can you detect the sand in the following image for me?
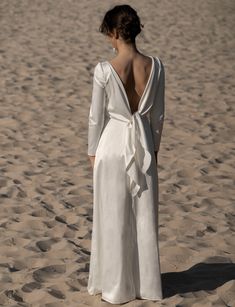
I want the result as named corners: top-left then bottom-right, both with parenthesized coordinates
top-left (0, 0), bottom-right (234, 306)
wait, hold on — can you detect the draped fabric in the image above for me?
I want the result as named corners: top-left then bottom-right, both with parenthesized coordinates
top-left (87, 55), bottom-right (165, 304)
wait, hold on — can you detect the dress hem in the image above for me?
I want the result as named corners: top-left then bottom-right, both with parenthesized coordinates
top-left (88, 289), bottom-right (163, 304)
top-left (102, 294), bottom-right (163, 304)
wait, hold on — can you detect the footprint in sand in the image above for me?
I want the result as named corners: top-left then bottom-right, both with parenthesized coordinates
top-left (36, 238), bottom-right (60, 252)
top-left (47, 287), bottom-right (66, 299)
top-left (21, 281), bottom-right (42, 292)
top-left (4, 290), bottom-right (23, 303)
top-left (33, 264), bottom-right (66, 282)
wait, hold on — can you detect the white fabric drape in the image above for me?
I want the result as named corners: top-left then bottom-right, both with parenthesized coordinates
top-left (87, 56), bottom-right (165, 304)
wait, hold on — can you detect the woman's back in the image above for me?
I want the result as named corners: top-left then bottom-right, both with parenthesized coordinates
top-left (108, 54), bottom-right (154, 114)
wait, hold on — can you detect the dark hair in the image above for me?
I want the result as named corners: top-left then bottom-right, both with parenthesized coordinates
top-left (99, 4), bottom-right (144, 43)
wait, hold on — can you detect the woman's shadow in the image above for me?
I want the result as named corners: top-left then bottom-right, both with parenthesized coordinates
top-left (162, 257), bottom-right (235, 298)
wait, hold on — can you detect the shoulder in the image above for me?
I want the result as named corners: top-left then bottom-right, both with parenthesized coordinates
top-left (93, 61), bottom-right (111, 88)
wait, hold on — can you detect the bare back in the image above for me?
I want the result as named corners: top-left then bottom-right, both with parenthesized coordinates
top-left (108, 54), bottom-right (153, 114)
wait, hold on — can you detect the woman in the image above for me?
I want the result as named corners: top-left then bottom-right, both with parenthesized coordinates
top-left (87, 4), bottom-right (165, 304)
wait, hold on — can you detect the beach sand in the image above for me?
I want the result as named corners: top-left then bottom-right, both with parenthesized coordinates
top-left (0, 0), bottom-right (234, 306)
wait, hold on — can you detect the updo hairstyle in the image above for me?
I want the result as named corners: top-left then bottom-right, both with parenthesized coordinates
top-left (99, 4), bottom-right (144, 43)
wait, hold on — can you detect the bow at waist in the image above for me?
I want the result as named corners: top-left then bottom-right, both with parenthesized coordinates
top-left (110, 112), bottom-right (152, 198)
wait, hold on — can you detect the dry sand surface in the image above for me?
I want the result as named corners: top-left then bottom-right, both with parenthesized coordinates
top-left (0, 0), bottom-right (235, 306)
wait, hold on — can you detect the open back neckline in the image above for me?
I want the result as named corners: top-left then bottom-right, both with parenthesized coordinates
top-left (106, 55), bottom-right (155, 115)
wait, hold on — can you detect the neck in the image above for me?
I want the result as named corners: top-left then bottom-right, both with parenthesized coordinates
top-left (116, 41), bottom-right (140, 57)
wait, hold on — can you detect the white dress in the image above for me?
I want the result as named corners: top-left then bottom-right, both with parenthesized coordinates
top-left (87, 55), bottom-right (165, 304)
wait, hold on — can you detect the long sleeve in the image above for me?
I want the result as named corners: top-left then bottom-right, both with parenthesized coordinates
top-left (150, 59), bottom-right (165, 152)
top-left (87, 62), bottom-right (107, 156)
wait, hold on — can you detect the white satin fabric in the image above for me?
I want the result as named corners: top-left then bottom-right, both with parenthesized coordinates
top-left (87, 55), bottom-right (165, 304)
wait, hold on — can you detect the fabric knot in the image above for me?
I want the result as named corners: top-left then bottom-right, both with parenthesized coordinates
top-left (123, 112), bottom-right (152, 198)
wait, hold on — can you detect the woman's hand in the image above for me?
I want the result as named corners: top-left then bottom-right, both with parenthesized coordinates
top-left (88, 155), bottom-right (96, 169)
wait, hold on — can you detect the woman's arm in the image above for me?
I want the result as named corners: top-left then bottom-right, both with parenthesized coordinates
top-left (87, 62), bottom-right (107, 168)
top-left (150, 59), bottom-right (165, 163)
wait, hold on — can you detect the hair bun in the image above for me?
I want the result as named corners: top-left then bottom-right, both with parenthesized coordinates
top-left (118, 16), bottom-right (141, 41)
top-left (99, 4), bottom-right (143, 43)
